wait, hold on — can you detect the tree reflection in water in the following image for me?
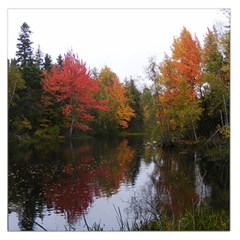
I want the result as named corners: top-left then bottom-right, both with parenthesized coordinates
top-left (44, 138), bottom-right (136, 225)
top-left (126, 146), bottom-right (225, 226)
top-left (8, 137), bottom-right (229, 231)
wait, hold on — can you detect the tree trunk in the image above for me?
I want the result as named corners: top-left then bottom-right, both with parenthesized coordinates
top-left (192, 122), bottom-right (198, 141)
top-left (222, 94), bottom-right (229, 125)
top-left (69, 114), bottom-right (75, 138)
top-left (220, 110), bottom-right (224, 127)
top-left (69, 137), bottom-right (76, 164)
top-left (8, 78), bottom-right (17, 108)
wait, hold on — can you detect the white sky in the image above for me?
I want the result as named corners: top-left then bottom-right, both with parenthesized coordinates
top-left (8, 9), bottom-right (225, 83)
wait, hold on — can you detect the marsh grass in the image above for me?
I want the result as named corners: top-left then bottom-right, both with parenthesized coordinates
top-left (88, 207), bottom-right (229, 231)
top-left (131, 208), bottom-right (229, 231)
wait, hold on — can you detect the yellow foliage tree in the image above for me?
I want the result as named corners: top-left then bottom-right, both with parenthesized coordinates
top-left (99, 66), bottom-right (135, 129)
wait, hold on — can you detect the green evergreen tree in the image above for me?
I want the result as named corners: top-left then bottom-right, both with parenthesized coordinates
top-left (35, 45), bottom-right (44, 69)
top-left (16, 22), bottom-right (33, 68)
top-left (43, 53), bottom-right (52, 71)
top-left (56, 54), bottom-right (63, 68)
top-left (14, 22), bottom-right (44, 135)
top-left (124, 78), bottom-right (144, 131)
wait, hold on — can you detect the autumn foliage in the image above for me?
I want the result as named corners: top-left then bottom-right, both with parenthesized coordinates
top-left (105, 75), bottom-right (135, 128)
top-left (98, 66), bottom-right (135, 130)
top-left (9, 21), bottom-right (229, 141)
top-left (156, 28), bottom-right (203, 142)
top-left (43, 51), bottom-right (108, 133)
top-left (172, 27), bottom-right (202, 86)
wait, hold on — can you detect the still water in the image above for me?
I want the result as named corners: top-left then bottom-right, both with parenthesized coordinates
top-left (8, 136), bottom-right (229, 231)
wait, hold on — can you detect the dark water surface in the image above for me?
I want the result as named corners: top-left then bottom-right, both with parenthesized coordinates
top-left (8, 136), bottom-right (229, 231)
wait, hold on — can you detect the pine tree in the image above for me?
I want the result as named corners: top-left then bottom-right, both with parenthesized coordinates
top-left (14, 22), bottom-right (44, 134)
top-left (56, 54), bottom-right (63, 68)
top-left (43, 53), bottom-right (52, 71)
top-left (124, 78), bottom-right (144, 131)
top-left (16, 22), bottom-right (33, 68)
top-left (35, 45), bottom-right (44, 69)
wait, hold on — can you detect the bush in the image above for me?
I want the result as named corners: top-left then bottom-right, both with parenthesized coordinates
top-left (133, 208), bottom-right (229, 231)
top-left (34, 125), bottom-right (60, 139)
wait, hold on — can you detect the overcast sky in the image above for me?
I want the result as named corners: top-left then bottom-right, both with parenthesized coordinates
top-left (8, 9), bottom-right (226, 83)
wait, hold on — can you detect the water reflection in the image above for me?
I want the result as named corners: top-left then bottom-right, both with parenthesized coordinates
top-left (194, 153), bottom-right (211, 208)
top-left (8, 137), bottom-right (229, 231)
top-left (9, 137), bottom-right (142, 229)
top-left (126, 146), bottom-right (229, 224)
top-left (8, 141), bottom-right (63, 230)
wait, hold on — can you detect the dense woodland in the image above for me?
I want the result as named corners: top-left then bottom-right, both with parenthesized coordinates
top-left (8, 14), bottom-right (230, 145)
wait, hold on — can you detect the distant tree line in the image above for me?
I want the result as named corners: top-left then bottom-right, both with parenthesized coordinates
top-left (8, 11), bottom-right (230, 144)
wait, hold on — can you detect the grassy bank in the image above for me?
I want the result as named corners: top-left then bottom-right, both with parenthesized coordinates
top-left (89, 207), bottom-right (229, 231)
top-left (131, 208), bottom-right (229, 231)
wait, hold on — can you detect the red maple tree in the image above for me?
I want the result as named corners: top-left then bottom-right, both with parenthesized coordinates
top-left (43, 51), bottom-right (108, 135)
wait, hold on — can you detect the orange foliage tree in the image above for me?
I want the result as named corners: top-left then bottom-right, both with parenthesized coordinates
top-left (96, 66), bottom-right (135, 132)
top-left (105, 75), bottom-right (135, 128)
top-left (157, 27), bottom-right (203, 143)
top-left (172, 27), bottom-right (202, 87)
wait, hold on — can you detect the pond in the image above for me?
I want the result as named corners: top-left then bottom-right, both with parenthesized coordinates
top-left (8, 135), bottom-right (229, 231)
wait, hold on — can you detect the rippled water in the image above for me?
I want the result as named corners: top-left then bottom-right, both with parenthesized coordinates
top-left (8, 136), bottom-right (229, 231)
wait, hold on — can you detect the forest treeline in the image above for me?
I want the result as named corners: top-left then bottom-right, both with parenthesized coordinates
top-left (8, 15), bottom-right (230, 144)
